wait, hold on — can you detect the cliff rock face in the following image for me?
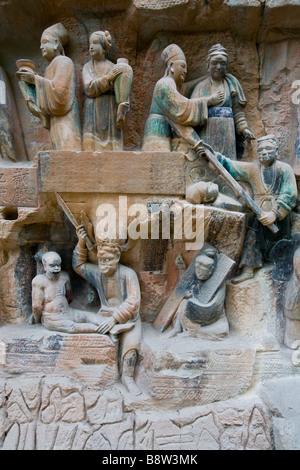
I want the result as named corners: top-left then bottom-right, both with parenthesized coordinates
top-left (0, 0), bottom-right (299, 451)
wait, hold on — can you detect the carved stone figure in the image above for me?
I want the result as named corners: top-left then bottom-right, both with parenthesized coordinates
top-left (73, 228), bottom-right (142, 395)
top-left (82, 30), bottom-right (133, 151)
top-left (17, 23), bottom-right (81, 150)
top-left (191, 44), bottom-right (255, 160)
top-left (31, 251), bottom-right (104, 334)
top-left (167, 246), bottom-right (234, 339)
top-left (215, 134), bottom-right (298, 283)
top-left (0, 66), bottom-right (28, 161)
top-left (284, 248), bottom-right (300, 349)
top-left (142, 44), bottom-right (223, 152)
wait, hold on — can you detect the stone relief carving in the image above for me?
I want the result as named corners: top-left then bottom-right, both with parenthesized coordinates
top-left (17, 23), bottom-right (82, 151)
top-left (215, 134), bottom-right (298, 283)
top-left (31, 251), bottom-right (105, 334)
top-left (82, 30), bottom-right (133, 151)
top-left (0, 2), bottom-right (300, 451)
top-left (73, 226), bottom-right (142, 396)
top-left (0, 66), bottom-right (28, 162)
top-left (167, 245), bottom-right (234, 340)
top-left (190, 44), bottom-right (255, 160)
top-left (142, 44), bottom-right (223, 151)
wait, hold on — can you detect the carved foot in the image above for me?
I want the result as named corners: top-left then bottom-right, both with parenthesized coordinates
top-left (121, 375), bottom-right (142, 396)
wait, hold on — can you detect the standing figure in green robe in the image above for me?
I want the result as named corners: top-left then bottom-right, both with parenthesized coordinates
top-left (142, 44), bottom-right (224, 152)
top-left (191, 44), bottom-right (255, 160)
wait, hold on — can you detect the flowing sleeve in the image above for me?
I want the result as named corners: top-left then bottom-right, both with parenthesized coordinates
top-left (155, 79), bottom-right (208, 127)
top-left (274, 164), bottom-right (298, 220)
top-left (112, 267), bottom-right (141, 324)
top-left (35, 56), bottom-right (75, 116)
top-left (82, 61), bottom-right (111, 98)
top-left (217, 153), bottom-right (252, 183)
top-left (72, 244), bottom-right (99, 288)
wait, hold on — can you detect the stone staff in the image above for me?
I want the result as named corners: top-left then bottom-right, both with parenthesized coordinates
top-left (168, 119), bottom-right (279, 234)
top-left (56, 193), bottom-right (94, 251)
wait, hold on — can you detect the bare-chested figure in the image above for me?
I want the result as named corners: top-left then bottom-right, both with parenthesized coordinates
top-left (31, 251), bottom-right (103, 334)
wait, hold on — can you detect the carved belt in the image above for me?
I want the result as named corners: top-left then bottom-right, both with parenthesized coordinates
top-left (208, 106), bottom-right (233, 118)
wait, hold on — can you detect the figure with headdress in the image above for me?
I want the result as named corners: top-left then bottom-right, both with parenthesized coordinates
top-left (142, 44), bottom-right (224, 152)
top-left (190, 44), bottom-right (255, 160)
top-left (17, 23), bottom-right (81, 150)
top-left (73, 226), bottom-right (142, 395)
top-left (213, 134), bottom-right (298, 283)
top-left (82, 30), bottom-right (133, 151)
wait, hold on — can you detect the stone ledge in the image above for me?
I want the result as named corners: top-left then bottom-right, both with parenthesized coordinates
top-left (137, 323), bottom-right (257, 406)
top-left (37, 151), bottom-right (186, 195)
top-left (0, 324), bottom-right (119, 388)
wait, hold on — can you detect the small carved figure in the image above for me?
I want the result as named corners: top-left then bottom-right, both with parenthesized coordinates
top-left (168, 246), bottom-right (233, 339)
top-left (215, 135), bottom-right (298, 283)
top-left (284, 248), bottom-right (300, 349)
top-left (142, 44), bottom-right (223, 152)
top-left (82, 30), bottom-right (133, 151)
top-left (31, 251), bottom-right (104, 334)
top-left (17, 23), bottom-right (81, 150)
top-left (73, 228), bottom-right (142, 395)
top-left (186, 181), bottom-right (219, 205)
top-left (191, 44), bottom-right (255, 159)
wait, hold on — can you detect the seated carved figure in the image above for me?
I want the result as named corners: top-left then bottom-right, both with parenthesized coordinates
top-left (31, 251), bottom-right (104, 334)
top-left (284, 248), bottom-right (300, 349)
top-left (168, 247), bottom-right (231, 340)
top-left (142, 44), bottom-right (223, 152)
top-left (73, 228), bottom-right (142, 395)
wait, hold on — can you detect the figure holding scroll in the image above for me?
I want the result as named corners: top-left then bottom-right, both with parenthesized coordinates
top-left (168, 246), bottom-right (232, 340)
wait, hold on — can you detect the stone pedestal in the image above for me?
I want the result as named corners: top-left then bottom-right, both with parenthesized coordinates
top-left (138, 324), bottom-right (257, 406)
top-left (0, 324), bottom-right (119, 387)
top-left (225, 266), bottom-right (282, 345)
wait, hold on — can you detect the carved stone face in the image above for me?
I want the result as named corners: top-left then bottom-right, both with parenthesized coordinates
top-left (195, 255), bottom-right (214, 281)
top-left (42, 252), bottom-right (62, 279)
top-left (89, 33), bottom-right (105, 61)
top-left (257, 140), bottom-right (278, 166)
top-left (203, 182), bottom-right (219, 203)
top-left (208, 54), bottom-right (227, 81)
top-left (98, 250), bottom-right (120, 276)
top-left (170, 59), bottom-right (187, 86)
top-left (40, 32), bottom-right (59, 62)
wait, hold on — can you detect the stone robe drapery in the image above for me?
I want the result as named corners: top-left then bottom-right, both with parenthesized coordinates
top-left (35, 55), bottom-right (81, 150)
top-left (82, 59), bottom-right (122, 151)
top-left (73, 245), bottom-right (142, 359)
top-left (217, 154), bottom-right (298, 268)
top-left (142, 76), bottom-right (208, 151)
top-left (191, 74), bottom-right (249, 160)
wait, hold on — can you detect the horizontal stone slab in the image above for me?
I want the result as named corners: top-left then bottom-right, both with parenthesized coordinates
top-left (138, 324), bottom-right (257, 406)
top-left (38, 151), bottom-right (186, 195)
top-left (0, 324), bottom-right (118, 387)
